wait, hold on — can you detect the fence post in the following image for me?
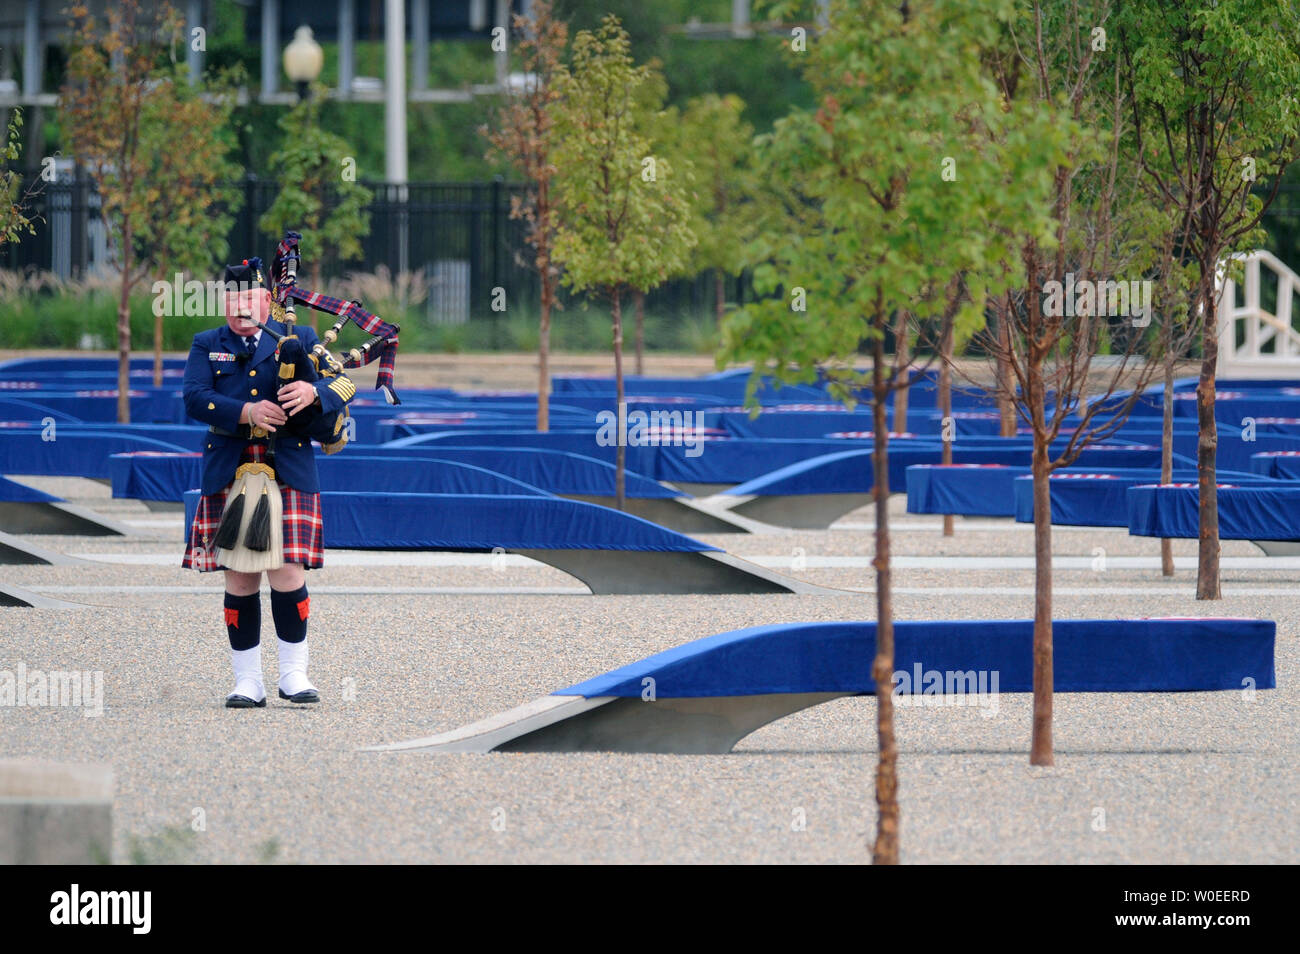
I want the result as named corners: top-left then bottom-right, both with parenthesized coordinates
top-left (491, 177), bottom-right (502, 345)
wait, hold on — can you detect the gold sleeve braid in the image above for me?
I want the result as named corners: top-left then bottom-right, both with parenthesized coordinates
top-left (327, 376), bottom-right (356, 402)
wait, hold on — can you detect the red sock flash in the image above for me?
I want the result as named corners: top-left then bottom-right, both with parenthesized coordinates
top-left (296, 597), bottom-right (310, 621)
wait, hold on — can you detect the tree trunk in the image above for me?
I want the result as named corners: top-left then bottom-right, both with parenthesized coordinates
top-left (995, 295), bottom-right (1017, 437)
top-left (870, 333), bottom-right (899, 866)
top-left (1196, 283), bottom-right (1221, 600)
top-left (116, 244), bottom-right (133, 425)
top-left (1160, 354), bottom-right (1175, 577)
top-left (634, 289), bottom-right (645, 377)
top-left (612, 287), bottom-right (625, 511)
top-left (939, 314), bottom-right (955, 537)
top-left (715, 269), bottom-right (726, 327)
top-left (891, 310), bottom-right (909, 433)
top-left (1029, 371), bottom-right (1053, 767)
top-left (537, 271), bottom-right (552, 433)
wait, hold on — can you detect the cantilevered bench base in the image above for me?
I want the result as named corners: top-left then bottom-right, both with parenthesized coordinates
top-left (371, 692), bottom-right (846, 755)
top-left (0, 532), bottom-right (89, 566)
top-left (511, 548), bottom-right (841, 595)
top-left (713, 491), bottom-right (874, 529)
top-left (0, 500), bottom-right (132, 536)
top-left (0, 584), bottom-right (89, 609)
top-left (185, 490), bottom-right (835, 596)
top-left (369, 618), bottom-right (1275, 754)
top-left (557, 494), bottom-right (770, 534)
top-left (1251, 540), bottom-right (1300, 556)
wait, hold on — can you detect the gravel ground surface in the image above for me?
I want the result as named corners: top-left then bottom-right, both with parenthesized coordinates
top-left (2, 470), bottom-right (1296, 864)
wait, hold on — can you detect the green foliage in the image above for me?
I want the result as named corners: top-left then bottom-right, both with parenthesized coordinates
top-left (0, 109), bottom-right (36, 249)
top-left (660, 93), bottom-right (764, 282)
top-left (659, 35), bottom-right (814, 135)
top-left (1117, 0), bottom-right (1300, 279)
top-left (551, 16), bottom-right (696, 299)
top-left (720, 0), bottom-right (1067, 405)
top-left (259, 88), bottom-right (372, 271)
top-left (62, 2), bottom-right (244, 285)
top-left (0, 276), bottom-right (721, 353)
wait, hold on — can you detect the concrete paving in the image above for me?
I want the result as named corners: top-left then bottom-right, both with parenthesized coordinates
top-left (0, 477), bottom-right (1295, 863)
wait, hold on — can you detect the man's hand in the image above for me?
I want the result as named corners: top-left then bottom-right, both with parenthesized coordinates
top-left (277, 380), bottom-right (319, 417)
top-left (246, 399), bottom-right (287, 432)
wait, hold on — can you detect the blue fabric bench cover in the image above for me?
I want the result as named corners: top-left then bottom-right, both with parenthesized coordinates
top-left (1012, 469), bottom-right (1272, 526)
top-left (116, 447), bottom-right (678, 502)
top-left (115, 454), bottom-right (549, 500)
top-left (1128, 483), bottom-right (1300, 540)
top-left (550, 371), bottom-right (827, 401)
top-left (1106, 428), bottom-right (1300, 473)
top-left (183, 490), bottom-right (721, 552)
top-left (722, 447), bottom-right (930, 498)
top-left (9, 390), bottom-right (185, 424)
top-left (1249, 451), bottom-right (1300, 479)
top-left (1170, 391), bottom-right (1300, 422)
top-left (346, 446), bottom-right (680, 498)
top-left (0, 356), bottom-right (188, 375)
top-left (725, 442), bottom-right (1177, 500)
top-left (1, 431), bottom-right (189, 479)
top-left (906, 464), bottom-right (1029, 516)
top-left (0, 398), bottom-right (83, 423)
top-left (555, 618), bottom-right (1275, 697)
top-left (109, 452), bottom-right (203, 500)
top-left (390, 431), bottom-right (876, 485)
top-left (10, 422), bottom-right (204, 449)
top-left (0, 475), bottom-right (60, 503)
top-left (372, 408), bottom-right (594, 443)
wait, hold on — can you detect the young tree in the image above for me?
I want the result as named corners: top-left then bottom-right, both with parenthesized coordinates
top-left (63, 0), bottom-right (242, 408)
top-left (1147, 223), bottom-right (1199, 577)
top-left (723, 0), bottom-right (1064, 860)
top-left (483, 0), bottom-right (568, 431)
top-left (675, 94), bottom-right (763, 329)
top-left (551, 16), bottom-right (695, 509)
top-left (1117, 0), bottom-right (1300, 599)
top-left (917, 277), bottom-right (979, 536)
top-left (260, 85), bottom-right (373, 326)
top-left (975, 0), bottom-right (1178, 765)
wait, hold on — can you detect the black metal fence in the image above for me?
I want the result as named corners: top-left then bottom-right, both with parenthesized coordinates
top-left (5, 171), bottom-right (747, 324)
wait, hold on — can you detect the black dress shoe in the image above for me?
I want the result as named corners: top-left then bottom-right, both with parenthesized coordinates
top-left (279, 688), bottom-right (320, 704)
top-left (226, 694), bottom-right (267, 708)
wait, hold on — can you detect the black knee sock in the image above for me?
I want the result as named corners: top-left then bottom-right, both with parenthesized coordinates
top-left (270, 585), bottom-right (309, 644)
top-left (224, 592), bottom-right (261, 651)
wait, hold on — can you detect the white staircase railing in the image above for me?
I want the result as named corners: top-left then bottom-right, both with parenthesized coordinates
top-left (1216, 249), bottom-right (1300, 378)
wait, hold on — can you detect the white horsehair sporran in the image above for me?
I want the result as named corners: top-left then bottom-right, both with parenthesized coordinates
top-left (213, 461), bottom-right (284, 572)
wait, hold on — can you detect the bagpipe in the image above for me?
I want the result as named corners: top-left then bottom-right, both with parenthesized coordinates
top-left (252, 231), bottom-right (403, 453)
top-left (211, 233), bottom-right (401, 572)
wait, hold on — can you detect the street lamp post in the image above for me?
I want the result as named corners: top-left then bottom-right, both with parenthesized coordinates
top-left (283, 25), bottom-right (324, 102)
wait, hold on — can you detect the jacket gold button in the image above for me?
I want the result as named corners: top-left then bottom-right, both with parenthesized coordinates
top-left (297, 442), bottom-right (302, 447)
top-left (249, 370), bottom-right (256, 376)
top-left (250, 388), bottom-right (258, 396)
top-left (207, 402), bottom-right (215, 410)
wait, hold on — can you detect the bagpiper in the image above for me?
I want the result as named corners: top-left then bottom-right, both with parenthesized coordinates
top-left (182, 257), bottom-right (357, 708)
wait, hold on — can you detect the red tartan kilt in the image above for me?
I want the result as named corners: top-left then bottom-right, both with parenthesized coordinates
top-left (183, 444), bottom-right (324, 572)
